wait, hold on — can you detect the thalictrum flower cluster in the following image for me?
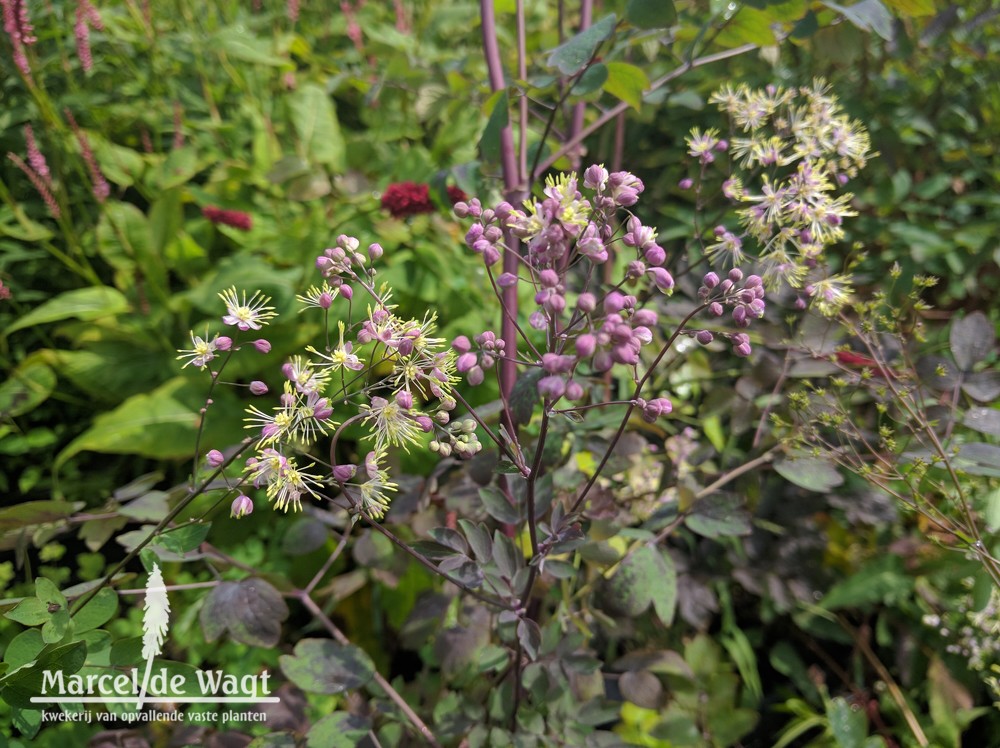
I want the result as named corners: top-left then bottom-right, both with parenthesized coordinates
top-left (684, 80), bottom-right (872, 316)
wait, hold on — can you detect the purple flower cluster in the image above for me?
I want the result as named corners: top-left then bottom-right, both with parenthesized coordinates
top-left (453, 332), bottom-right (504, 387)
top-left (696, 268), bottom-right (766, 357)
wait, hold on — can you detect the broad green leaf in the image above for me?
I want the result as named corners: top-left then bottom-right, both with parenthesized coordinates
top-left (0, 501), bottom-right (80, 532)
top-left (619, 670), bottom-right (663, 709)
top-left (479, 486), bottom-right (520, 524)
top-left (4, 598), bottom-right (50, 626)
top-left (510, 369), bottom-right (542, 426)
top-left (820, 555), bottom-right (912, 610)
top-left (827, 696), bottom-right (867, 747)
top-left (685, 494), bottom-right (751, 538)
top-left (985, 487), bottom-right (1000, 532)
top-left (954, 443), bottom-right (1000, 478)
top-left (649, 549), bottom-right (677, 626)
top-left (5, 287), bottom-right (129, 336)
top-left (964, 408), bottom-right (1000, 437)
top-left (279, 638), bottom-right (375, 694)
top-left (602, 62), bottom-right (649, 111)
top-left (71, 587), bottom-right (118, 634)
top-left (626, 0), bottom-right (677, 28)
top-left (0, 640), bottom-right (87, 708)
top-left (822, 0), bottom-right (893, 41)
top-left (774, 456), bottom-right (843, 492)
top-left (573, 62), bottom-right (608, 95)
top-left (307, 712), bottom-right (372, 748)
top-left (216, 27), bottom-right (287, 66)
top-left (715, 6), bottom-right (777, 47)
top-left (47, 342), bottom-right (170, 403)
top-left (547, 14), bottom-right (617, 76)
top-left (200, 578), bottom-right (289, 647)
top-left (289, 84), bottom-right (345, 170)
top-left (0, 360), bottom-right (56, 417)
top-left (281, 517), bottom-right (329, 556)
top-left (157, 523), bottom-right (211, 554)
top-left (479, 89), bottom-right (509, 163)
top-left (950, 311), bottom-right (994, 370)
top-left (603, 544), bottom-right (666, 617)
top-left (92, 137), bottom-right (145, 187)
top-left (882, 0), bottom-right (935, 16)
top-left (3, 629), bottom-right (45, 668)
top-left (54, 378), bottom-right (242, 468)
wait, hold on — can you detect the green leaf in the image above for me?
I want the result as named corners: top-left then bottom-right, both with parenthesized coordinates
top-left (157, 523), bottom-right (211, 554)
top-left (619, 670), bottom-right (663, 708)
top-left (685, 494), bottom-right (752, 538)
top-left (509, 369), bottom-right (542, 426)
top-left (626, 0), bottom-right (677, 28)
top-left (715, 6), bottom-right (777, 47)
top-left (547, 14), bottom-right (617, 76)
top-left (774, 456), bottom-right (843, 492)
top-left (602, 62), bottom-right (649, 111)
top-left (478, 89), bottom-right (509, 163)
top-left (0, 640), bottom-right (87, 708)
top-left (282, 517), bottom-right (330, 556)
top-left (827, 696), bottom-right (867, 748)
top-left (820, 555), bottom-right (912, 610)
top-left (215, 27), bottom-right (288, 66)
top-left (289, 84), bottom-right (346, 170)
top-left (71, 587), bottom-right (118, 634)
top-left (649, 549), bottom-right (677, 627)
top-left (3, 629), bottom-right (45, 669)
top-left (822, 0), bottom-right (893, 41)
top-left (954, 443), bottom-right (1000, 478)
top-left (307, 712), bottom-right (372, 748)
top-left (279, 639), bottom-right (375, 694)
top-left (882, 0), bottom-right (935, 16)
top-left (479, 486), bottom-right (520, 524)
top-left (603, 544), bottom-right (666, 617)
top-left (4, 598), bottom-right (50, 626)
top-left (152, 147), bottom-right (202, 191)
top-left (200, 578), bottom-right (289, 647)
top-left (0, 501), bottom-right (80, 532)
top-left (950, 312), bottom-right (994, 370)
top-left (573, 62), bottom-right (608, 95)
top-left (0, 360), bottom-right (56, 418)
top-left (4, 287), bottom-right (129, 336)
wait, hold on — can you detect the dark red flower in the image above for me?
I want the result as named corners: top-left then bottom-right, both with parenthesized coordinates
top-left (381, 182), bottom-right (434, 219)
top-left (446, 185), bottom-right (468, 204)
top-left (203, 205), bottom-right (252, 231)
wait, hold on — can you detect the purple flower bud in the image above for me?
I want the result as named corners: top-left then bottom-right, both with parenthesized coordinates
top-left (481, 209), bottom-right (495, 223)
top-left (249, 380), bottom-right (269, 395)
top-left (714, 225), bottom-right (727, 237)
top-left (584, 164), bottom-right (609, 190)
top-left (644, 244), bottom-right (666, 266)
top-left (453, 201), bottom-right (470, 218)
top-left (542, 353), bottom-right (575, 374)
top-left (483, 246), bottom-right (501, 266)
top-left (734, 342), bottom-right (752, 357)
top-left (333, 464), bottom-right (357, 483)
top-left (715, 139), bottom-right (728, 151)
top-left (467, 365), bottom-right (485, 386)
top-left (396, 390), bottom-right (413, 410)
top-left (480, 354), bottom-right (495, 368)
top-left (465, 224), bottom-right (484, 246)
top-left (368, 243), bottom-right (383, 260)
top-left (627, 260), bottom-right (646, 279)
top-left (719, 279), bottom-right (734, 294)
top-left (744, 275), bottom-right (762, 289)
top-left (456, 352), bottom-right (478, 373)
top-left (206, 449), bottom-right (225, 467)
top-left (649, 267), bottom-right (674, 292)
top-left (634, 309), bottom-right (657, 327)
top-left (547, 294), bottom-right (566, 315)
top-left (529, 311), bottom-right (547, 330)
top-left (604, 292), bottom-right (626, 314)
top-left (592, 350), bottom-right (613, 372)
top-left (696, 330), bottom-right (714, 345)
top-left (794, 296), bottom-right (807, 310)
top-left (703, 272), bottom-right (720, 289)
top-left (641, 397), bottom-right (672, 423)
top-left (216, 336), bottom-right (233, 351)
top-left (396, 338), bottom-right (414, 356)
top-left (473, 238), bottom-right (492, 254)
top-left (678, 177), bottom-right (694, 190)
top-left (253, 338), bottom-right (271, 354)
top-left (365, 450), bottom-right (380, 478)
top-left (565, 380), bottom-right (584, 401)
top-left (483, 226), bottom-right (503, 243)
top-left (749, 299), bottom-right (766, 317)
top-left (497, 272), bottom-right (518, 288)
top-left (611, 344), bottom-right (639, 365)
top-left (340, 284), bottom-right (353, 300)
top-left (495, 201), bottom-right (513, 219)
top-left (728, 268), bottom-right (744, 282)
top-left (452, 335), bottom-right (472, 353)
top-left (732, 306), bottom-right (748, 326)
top-left (577, 293), bottom-right (596, 313)
top-left (231, 495), bottom-right (254, 519)
top-left (537, 375), bottom-right (566, 400)
top-left (318, 292), bottom-right (334, 309)
top-left (414, 415), bottom-right (433, 432)
top-left (575, 333), bottom-right (597, 358)
top-left (539, 269), bottom-right (559, 288)
top-left (709, 302), bottom-right (724, 317)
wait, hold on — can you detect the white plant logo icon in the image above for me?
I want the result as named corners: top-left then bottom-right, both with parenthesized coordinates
top-left (136, 563), bottom-right (170, 709)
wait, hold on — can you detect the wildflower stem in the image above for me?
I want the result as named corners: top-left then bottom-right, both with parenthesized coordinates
top-left (450, 389), bottom-right (527, 474)
top-left (297, 592), bottom-right (443, 748)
